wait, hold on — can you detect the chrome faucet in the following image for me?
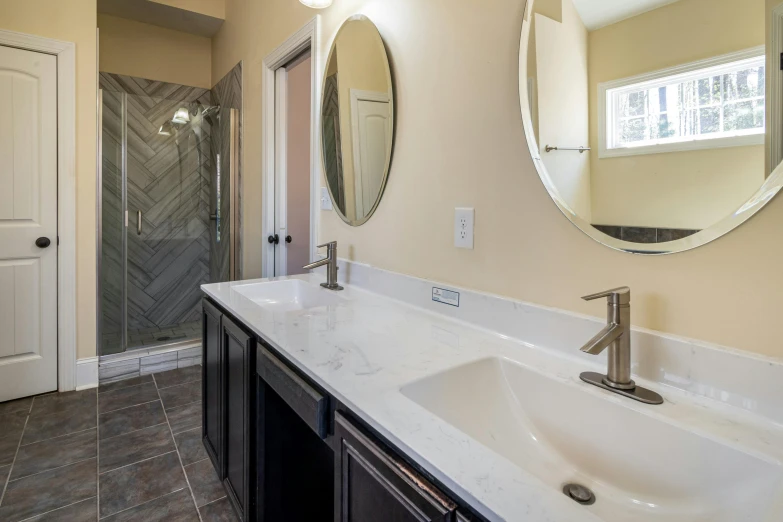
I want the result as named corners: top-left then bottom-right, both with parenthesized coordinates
top-left (303, 241), bottom-right (343, 291)
top-left (578, 287), bottom-right (663, 405)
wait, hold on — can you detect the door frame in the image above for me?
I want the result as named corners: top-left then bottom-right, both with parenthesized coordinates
top-left (261, 16), bottom-right (321, 278)
top-left (0, 29), bottom-right (78, 392)
top-left (349, 89), bottom-right (390, 218)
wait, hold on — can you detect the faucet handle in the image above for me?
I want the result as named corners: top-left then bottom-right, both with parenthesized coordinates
top-left (582, 286), bottom-right (630, 305)
top-left (316, 241), bottom-right (337, 249)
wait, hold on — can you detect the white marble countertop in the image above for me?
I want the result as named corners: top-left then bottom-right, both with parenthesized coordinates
top-left (202, 273), bottom-right (783, 522)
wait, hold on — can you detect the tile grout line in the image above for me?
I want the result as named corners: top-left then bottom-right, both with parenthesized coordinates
top-left (19, 426), bottom-right (97, 448)
top-left (153, 373), bottom-right (204, 522)
top-left (17, 495), bottom-right (98, 522)
top-left (98, 451), bottom-right (178, 477)
top-left (97, 487), bottom-right (188, 520)
top-left (0, 398), bottom-right (33, 507)
top-left (99, 399), bottom-right (161, 416)
top-left (8, 457), bottom-right (98, 483)
top-left (99, 421), bottom-right (169, 443)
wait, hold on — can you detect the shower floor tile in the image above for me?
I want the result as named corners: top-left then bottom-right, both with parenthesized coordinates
top-left (0, 366), bottom-right (236, 522)
top-left (101, 321), bottom-right (202, 356)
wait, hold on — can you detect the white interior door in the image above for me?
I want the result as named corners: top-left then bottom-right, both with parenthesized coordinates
top-left (0, 45), bottom-right (58, 401)
top-left (273, 51), bottom-right (313, 277)
top-left (350, 91), bottom-right (390, 217)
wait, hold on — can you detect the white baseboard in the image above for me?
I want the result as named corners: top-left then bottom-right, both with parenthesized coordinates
top-left (76, 357), bottom-right (99, 390)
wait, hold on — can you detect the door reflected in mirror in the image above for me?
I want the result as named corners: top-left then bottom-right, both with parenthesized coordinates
top-left (521, 0), bottom-right (783, 253)
top-left (321, 15), bottom-right (394, 227)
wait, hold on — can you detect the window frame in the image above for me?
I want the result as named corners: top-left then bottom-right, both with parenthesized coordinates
top-left (598, 46), bottom-right (766, 159)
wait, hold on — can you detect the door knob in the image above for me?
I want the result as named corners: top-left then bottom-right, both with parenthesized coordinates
top-left (35, 237), bottom-right (51, 248)
top-left (285, 235), bottom-right (292, 244)
top-left (268, 234), bottom-right (280, 245)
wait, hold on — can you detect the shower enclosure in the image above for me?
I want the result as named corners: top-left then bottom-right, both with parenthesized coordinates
top-left (98, 74), bottom-right (239, 356)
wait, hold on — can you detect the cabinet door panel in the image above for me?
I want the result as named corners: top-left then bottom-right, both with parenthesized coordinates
top-left (202, 298), bottom-right (223, 475)
top-left (335, 412), bottom-right (456, 522)
top-left (221, 314), bottom-right (256, 522)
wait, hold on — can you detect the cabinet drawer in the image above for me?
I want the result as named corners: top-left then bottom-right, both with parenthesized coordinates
top-left (335, 412), bottom-right (457, 522)
top-left (258, 346), bottom-right (329, 439)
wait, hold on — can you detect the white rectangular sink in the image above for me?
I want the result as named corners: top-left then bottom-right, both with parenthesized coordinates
top-left (401, 357), bottom-right (783, 522)
top-left (232, 279), bottom-right (346, 312)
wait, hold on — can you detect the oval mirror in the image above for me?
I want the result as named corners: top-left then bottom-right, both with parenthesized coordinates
top-left (321, 15), bottom-right (394, 227)
top-left (519, 0), bottom-right (783, 254)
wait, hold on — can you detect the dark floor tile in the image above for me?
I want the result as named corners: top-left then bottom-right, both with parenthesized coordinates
top-left (99, 452), bottom-right (186, 518)
top-left (12, 429), bottom-right (96, 480)
top-left (99, 423), bottom-right (175, 473)
top-left (0, 463), bottom-right (10, 489)
top-left (174, 427), bottom-right (207, 466)
top-left (99, 401), bottom-right (166, 440)
top-left (159, 381), bottom-right (200, 410)
top-left (22, 402), bottom-right (96, 445)
top-left (0, 397), bottom-right (33, 416)
top-left (31, 389), bottom-right (96, 418)
top-left (99, 383), bottom-right (159, 414)
top-left (102, 488), bottom-right (198, 521)
top-left (185, 458), bottom-right (224, 507)
top-left (99, 375), bottom-right (153, 395)
top-left (154, 366), bottom-right (201, 390)
top-left (25, 496), bottom-right (97, 521)
top-left (166, 401), bottom-right (201, 434)
top-left (0, 412), bottom-right (27, 466)
top-left (0, 458), bottom-right (96, 521)
top-left (199, 497), bottom-right (237, 522)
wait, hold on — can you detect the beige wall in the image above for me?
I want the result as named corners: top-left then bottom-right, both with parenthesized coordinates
top-left (334, 20), bottom-right (390, 222)
top-left (212, 0), bottom-right (783, 359)
top-left (535, 0), bottom-right (592, 220)
top-left (588, 0), bottom-right (766, 229)
top-left (98, 14), bottom-right (212, 88)
top-left (0, 0), bottom-right (98, 359)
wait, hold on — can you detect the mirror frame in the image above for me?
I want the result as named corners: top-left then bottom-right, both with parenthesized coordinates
top-left (518, 0), bottom-right (783, 255)
top-left (320, 14), bottom-right (395, 227)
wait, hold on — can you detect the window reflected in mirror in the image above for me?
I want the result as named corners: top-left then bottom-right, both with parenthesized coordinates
top-left (521, 0), bottom-right (782, 253)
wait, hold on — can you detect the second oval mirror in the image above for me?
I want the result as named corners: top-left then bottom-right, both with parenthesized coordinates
top-left (321, 15), bottom-right (394, 226)
top-left (520, 0), bottom-right (783, 254)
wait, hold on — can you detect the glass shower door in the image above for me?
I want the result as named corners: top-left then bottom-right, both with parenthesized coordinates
top-left (124, 95), bottom-right (212, 350)
top-left (100, 89), bottom-right (127, 356)
top-left (100, 84), bottom-right (223, 355)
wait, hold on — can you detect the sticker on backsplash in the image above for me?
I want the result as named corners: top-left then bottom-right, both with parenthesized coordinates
top-left (432, 287), bottom-right (460, 307)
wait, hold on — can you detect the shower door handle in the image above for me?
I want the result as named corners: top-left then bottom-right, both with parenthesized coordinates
top-left (136, 210), bottom-right (143, 236)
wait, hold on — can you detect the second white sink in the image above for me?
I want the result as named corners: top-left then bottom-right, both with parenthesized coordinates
top-left (232, 279), bottom-right (346, 312)
top-left (401, 357), bottom-right (783, 522)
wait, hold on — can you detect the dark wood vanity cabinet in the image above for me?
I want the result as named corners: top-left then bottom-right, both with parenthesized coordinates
top-left (201, 299), bottom-right (257, 522)
top-left (201, 298), bottom-right (223, 474)
top-left (221, 315), bottom-right (257, 521)
top-left (202, 297), bottom-right (485, 522)
top-left (334, 411), bottom-right (458, 522)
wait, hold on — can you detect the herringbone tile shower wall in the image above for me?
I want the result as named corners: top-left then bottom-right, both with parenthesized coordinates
top-left (100, 73), bottom-right (214, 349)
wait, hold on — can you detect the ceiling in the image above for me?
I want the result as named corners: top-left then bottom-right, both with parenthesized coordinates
top-left (572, 0), bottom-right (683, 31)
top-left (98, 0), bottom-right (224, 38)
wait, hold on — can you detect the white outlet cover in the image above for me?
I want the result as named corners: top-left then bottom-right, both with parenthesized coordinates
top-left (321, 187), bottom-right (333, 210)
top-left (454, 208), bottom-right (474, 249)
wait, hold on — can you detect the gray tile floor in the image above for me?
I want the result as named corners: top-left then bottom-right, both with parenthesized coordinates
top-left (0, 366), bottom-right (237, 521)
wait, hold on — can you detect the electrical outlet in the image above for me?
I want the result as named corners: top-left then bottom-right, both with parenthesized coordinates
top-left (454, 208), bottom-right (474, 249)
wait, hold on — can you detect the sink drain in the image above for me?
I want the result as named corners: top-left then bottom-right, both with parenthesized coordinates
top-left (563, 483), bottom-right (596, 505)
